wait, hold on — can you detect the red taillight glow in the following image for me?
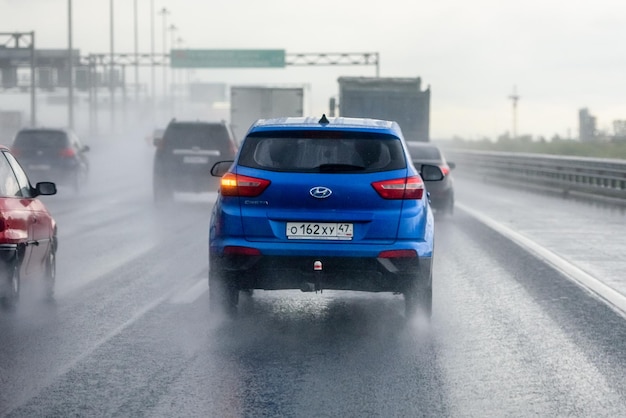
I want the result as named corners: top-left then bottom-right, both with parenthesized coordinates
top-left (223, 246), bottom-right (262, 256)
top-left (372, 176), bottom-right (424, 199)
top-left (440, 165), bottom-right (450, 176)
top-left (220, 173), bottom-right (270, 197)
top-left (59, 148), bottom-right (76, 158)
top-left (378, 249), bottom-right (417, 258)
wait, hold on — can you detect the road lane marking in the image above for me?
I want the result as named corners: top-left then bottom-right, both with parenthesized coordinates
top-left (458, 203), bottom-right (626, 319)
top-left (1, 278), bottom-right (195, 416)
top-left (169, 278), bottom-right (208, 304)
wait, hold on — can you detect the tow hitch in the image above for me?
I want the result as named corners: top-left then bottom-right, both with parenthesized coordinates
top-left (300, 260), bottom-right (323, 293)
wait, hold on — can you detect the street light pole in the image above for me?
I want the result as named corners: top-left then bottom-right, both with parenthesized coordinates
top-left (168, 25), bottom-right (178, 57)
top-left (176, 37), bottom-right (190, 89)
top-left (168, 24), bottom-right (177, 116)
top-left (68, 0), bottom-right (74, 129)
top-left (30, 32), bottom-right (36, 127)
top-left (133, 0), bottom-right (139, 103)
top-left (508, 86), bottom-right (520, 140)
top-left (158, 8), bottom-right (170, 105)
top-left (150, 0), bottom-right (155, 115)
top-left (110, 0), bottom-right (116, 131)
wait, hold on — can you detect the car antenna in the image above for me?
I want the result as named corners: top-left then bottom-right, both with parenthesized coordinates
top-left (318, 114), bottom-right (330, 125)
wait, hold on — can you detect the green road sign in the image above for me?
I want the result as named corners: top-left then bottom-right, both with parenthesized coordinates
top-left (170, 49), bottom-right (285, 68)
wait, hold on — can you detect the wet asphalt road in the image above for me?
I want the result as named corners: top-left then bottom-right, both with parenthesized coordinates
top-left (1, 138), bottom-right (626, 417)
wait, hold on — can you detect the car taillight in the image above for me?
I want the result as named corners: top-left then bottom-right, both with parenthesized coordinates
top-left (378, 249), bottom-right (417, 258)
top-left (59, 148), bottom-right (76, 158)
top-left (220, 173), bottom-right (270, 197)
top-left (0, 217), bottom-right (5, 232)
top-left (440, 165), bottom-right (450, 176)
top-left (224, 246), bottom-right (262, 256)
top-left (372, 176), bottom-right (424, 199)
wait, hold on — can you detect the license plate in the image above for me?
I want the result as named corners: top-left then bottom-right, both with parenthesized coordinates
top-left (286, 222), bottom-right (353, 240)
top-left (183, 156), bottom-right (209, 164)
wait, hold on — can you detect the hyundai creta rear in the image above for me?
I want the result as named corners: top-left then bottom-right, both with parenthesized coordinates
top-left (209, 115), bottom-right (443, 317)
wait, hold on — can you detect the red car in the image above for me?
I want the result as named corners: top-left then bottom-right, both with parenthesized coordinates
top-left (0, 145), bottom-right (57, 310)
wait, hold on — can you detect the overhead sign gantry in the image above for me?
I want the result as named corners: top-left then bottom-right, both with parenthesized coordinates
top-left (3, 45), bottom-right (380, 134)
top-left (0, 32), bottom-right (36, 126)
top-left (168, 49), bottom-right (379, 76)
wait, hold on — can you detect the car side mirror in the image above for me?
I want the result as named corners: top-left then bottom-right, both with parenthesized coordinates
top-left (34, 181), bottom-right (57, 196)
top-left (82, 145), bottom-right (90, 152)
top-left (420, 164), bottom-right (444, 181)
top-left (211, 161), bottom-right (234, 177)
top-left (448, 161), bottom-right (456, 170)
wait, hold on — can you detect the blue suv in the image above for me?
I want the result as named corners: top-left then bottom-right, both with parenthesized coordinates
top-left (209, 115), bottom-right (443, 317)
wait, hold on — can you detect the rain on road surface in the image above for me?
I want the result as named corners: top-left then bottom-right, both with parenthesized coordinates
top-left (1, 136), bottom-right (625, 417)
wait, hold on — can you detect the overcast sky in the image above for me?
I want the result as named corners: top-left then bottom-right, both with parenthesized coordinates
top-left (2, 0), bottom-right (626, 139)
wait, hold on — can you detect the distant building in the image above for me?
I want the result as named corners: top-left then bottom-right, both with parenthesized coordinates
top-left (613, 120), bottom-right (626, 141)
top-left (579, 108), bottom-right (596, 142)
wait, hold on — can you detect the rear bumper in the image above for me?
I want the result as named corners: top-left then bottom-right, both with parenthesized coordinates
top-left (26, 165), bottom-right (80, 185)
top-left (210, 253), bottom-right (433, 293)
top-left (169, 174), bottom-right (219, 192)
top-left (0, 244), bottom-right (19, 262)
top-left (154, 161), bottom-right (220, 193)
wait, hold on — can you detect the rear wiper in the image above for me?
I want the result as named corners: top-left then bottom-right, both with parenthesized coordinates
top-left (316, 163), bottom-right (366, 173)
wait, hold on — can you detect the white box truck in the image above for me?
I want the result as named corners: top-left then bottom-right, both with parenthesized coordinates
top-left (336, 77), bottom-right (430, 142)
top-left (230, 86), bottom-right (304, 141)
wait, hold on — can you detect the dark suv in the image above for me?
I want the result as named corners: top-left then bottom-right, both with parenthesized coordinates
top-left (406, 142), bottom-right (455, 215)
top-left (11, 128), bottom-right (90, 192)
top-left (209, 115), bottom-right (444, 318)
top-left (153, 120), bottom-right (237, 202)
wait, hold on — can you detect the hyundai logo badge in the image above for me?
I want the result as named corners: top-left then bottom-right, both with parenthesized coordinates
top-left (309, 186), bottom-right (332, 199)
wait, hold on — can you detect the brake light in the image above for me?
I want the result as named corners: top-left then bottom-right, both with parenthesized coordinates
top-left (372, 176), bottom-right (424, 199)
top-left (440, 165), bottom-right (450, 176)
top-left (378, 249), bottom-right (417, 258)
top-left (59, 148), bottom-right (76, 158)
top-left (220, 173), bottom-right (270, 197)
top-left (0, 217), bottom-right (5, 232)
top-left (224, 246), bottom-right (262, 256)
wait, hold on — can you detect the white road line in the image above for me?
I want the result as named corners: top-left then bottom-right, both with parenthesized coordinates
top-left (54, 272), bottom-right (203, 374)
top-left (458, 203), bottom-right (626, 319)
top-left (3, 281), bottom-right (189, 415)
top-left (169, 278), bottom-right (208, 304)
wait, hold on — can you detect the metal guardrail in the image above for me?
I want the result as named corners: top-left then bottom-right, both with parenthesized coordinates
top-left (444, 149), bottom-right (626, 200)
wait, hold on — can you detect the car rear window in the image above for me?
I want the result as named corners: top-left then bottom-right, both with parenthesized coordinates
top-left (14, 130), bottom-right (67, 149)
top-left (163, 123), bottom-right (232, 152)
top-left (239, 131), bottom-right (406, 173)
top-left (407, 143), bottom-right (441, 160)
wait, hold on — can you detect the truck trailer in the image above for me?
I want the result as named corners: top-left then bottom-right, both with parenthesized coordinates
top-left (230, 86), bottom-right (304, 141)
top-left (337, 76), bottom-right (430, 142)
